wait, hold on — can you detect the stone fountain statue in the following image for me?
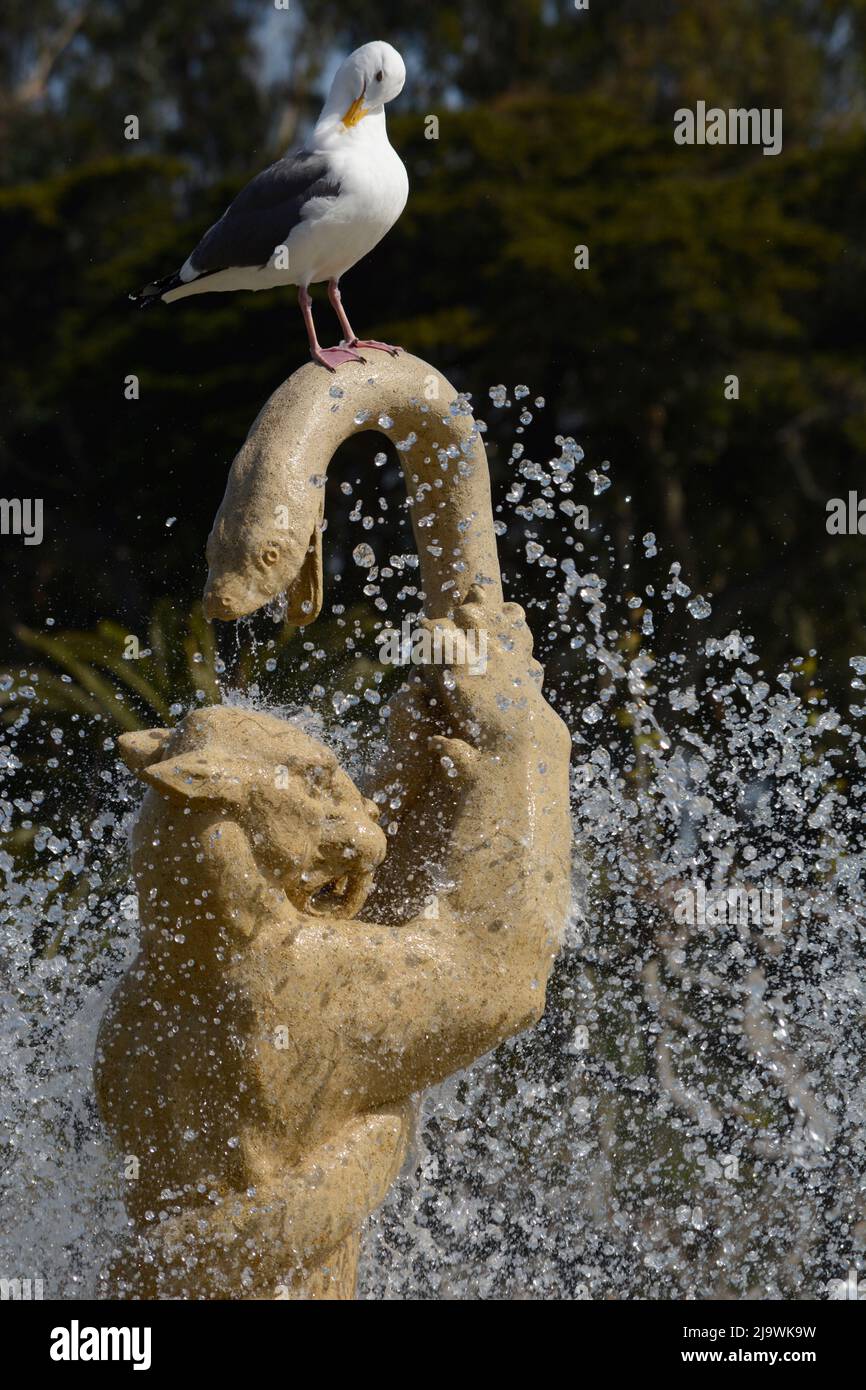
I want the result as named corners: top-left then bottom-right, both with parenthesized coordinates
top-left (94, 355), bottom-right (572, 1299)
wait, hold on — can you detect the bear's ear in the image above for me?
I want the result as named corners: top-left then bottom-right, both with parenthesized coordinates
top-left (117, 728), bottom-right (171, 774)
top-left (140, 752), bottom-right (245, 807)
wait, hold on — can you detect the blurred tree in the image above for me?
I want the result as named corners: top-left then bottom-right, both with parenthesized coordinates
top-left (0, 0), bottom-right (865, 693)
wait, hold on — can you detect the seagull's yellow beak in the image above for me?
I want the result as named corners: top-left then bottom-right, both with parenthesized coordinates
top-left (342, 82), bottom-right (368, 128)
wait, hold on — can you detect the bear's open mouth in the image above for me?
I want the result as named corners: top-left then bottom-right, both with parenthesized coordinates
top-left (306, 871), bottom-right (372, 917)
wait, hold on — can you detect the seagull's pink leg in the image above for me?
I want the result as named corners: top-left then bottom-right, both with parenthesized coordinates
top-left (327, 279), bottom-right (402, 357)
top-left (299, 285), bottom-right (365, 371)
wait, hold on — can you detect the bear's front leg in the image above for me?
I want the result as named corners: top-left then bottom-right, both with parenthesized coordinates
top-left (105, 1102), bottom-right (413, 1300)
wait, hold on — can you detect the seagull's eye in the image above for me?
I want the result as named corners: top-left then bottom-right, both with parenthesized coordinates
top-left (376, 70), bottom-right (383, 82)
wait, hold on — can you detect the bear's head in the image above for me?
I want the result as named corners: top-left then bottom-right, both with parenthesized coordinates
top-left (117, 706), bottom-right (386, 917)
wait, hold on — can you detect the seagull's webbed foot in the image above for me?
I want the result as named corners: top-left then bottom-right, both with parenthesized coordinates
top-left (348, 339), bottom-right (403, 357)
top-left (311, 345), bottom-right (367, 372)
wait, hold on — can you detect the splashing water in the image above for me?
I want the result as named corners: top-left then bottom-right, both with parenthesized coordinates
top-left (1, 385), bottom-right (864, 1301)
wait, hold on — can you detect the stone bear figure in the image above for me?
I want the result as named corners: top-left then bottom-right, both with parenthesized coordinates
top-left (95, 593), bottom-right (571, 1298)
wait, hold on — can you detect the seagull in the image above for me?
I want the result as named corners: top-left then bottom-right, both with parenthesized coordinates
top-left (132, 41), bottom-right (409, 371)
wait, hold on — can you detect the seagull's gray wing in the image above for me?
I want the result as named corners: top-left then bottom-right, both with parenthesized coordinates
top-left (187, 149), bottom-right (340, 275)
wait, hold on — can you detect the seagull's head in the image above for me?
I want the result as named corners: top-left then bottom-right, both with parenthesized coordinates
top-left (324, 41), bottom-right (406, 131)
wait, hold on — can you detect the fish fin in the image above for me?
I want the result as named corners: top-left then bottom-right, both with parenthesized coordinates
top-left (284, 517), bottom-right (323, 625)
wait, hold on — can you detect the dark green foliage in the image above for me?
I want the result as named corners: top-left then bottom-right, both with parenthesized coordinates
top-left (1, 0), bottom-right (865, 687)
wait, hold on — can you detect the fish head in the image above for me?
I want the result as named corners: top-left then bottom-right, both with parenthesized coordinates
top-left (203, 494), bottom-right (324, 624)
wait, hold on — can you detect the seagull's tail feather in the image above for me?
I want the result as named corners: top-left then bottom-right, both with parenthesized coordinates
top-left (129, 271), bottom-right (185, 308)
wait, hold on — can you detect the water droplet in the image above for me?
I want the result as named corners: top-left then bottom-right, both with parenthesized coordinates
top-left (687, 595), bottom-right (712, 620)
top-left (352, 543), bottom-right (376, 568)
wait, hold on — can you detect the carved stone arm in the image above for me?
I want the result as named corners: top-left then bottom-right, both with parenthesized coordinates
top-left (288, 592), bottom-right (571, 1110)
top-left (120, 1103), bottom-right (414, 1300)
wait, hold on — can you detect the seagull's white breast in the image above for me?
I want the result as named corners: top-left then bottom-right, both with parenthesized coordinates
top-left (285, 131), bottom-right (408, 286)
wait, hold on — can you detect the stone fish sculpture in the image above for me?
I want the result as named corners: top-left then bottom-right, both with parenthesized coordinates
top-left (201, 353), bottom-right (503, 623)
top-left (95, 356), bottom-right (572, 1300)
